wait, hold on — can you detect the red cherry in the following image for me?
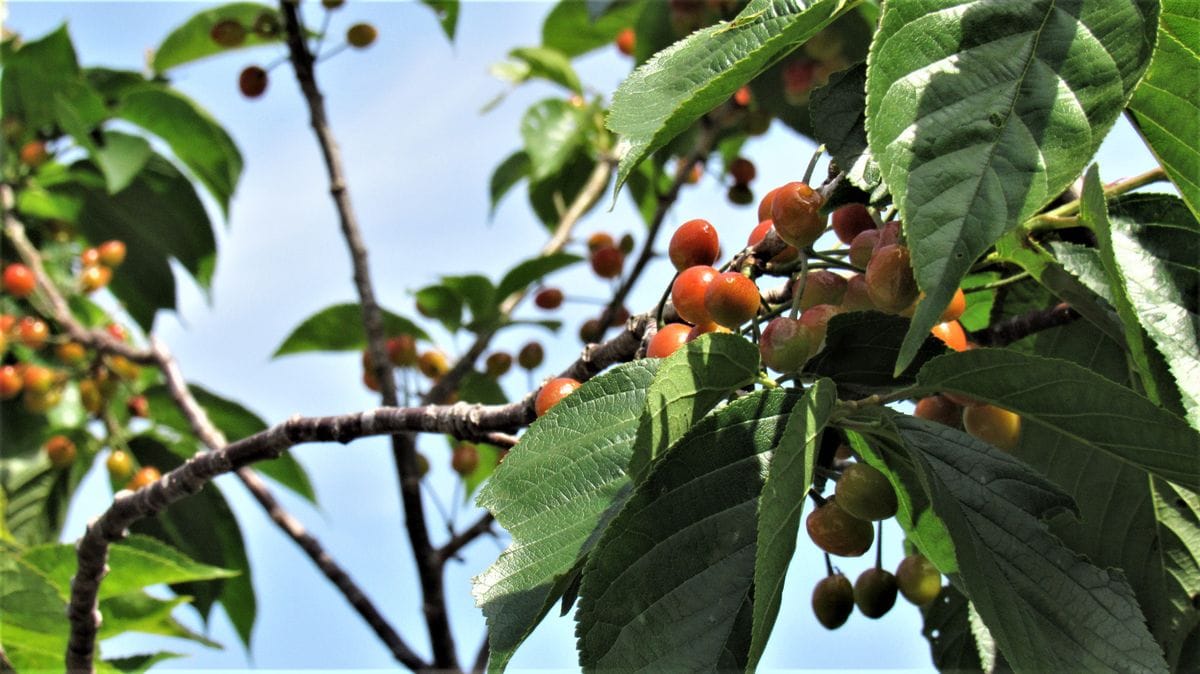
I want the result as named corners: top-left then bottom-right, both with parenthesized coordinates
top-left (45, 434), bottom-right (77, 468)
top-left (747, 220), bottom-right (800, 264)
top-left (848, 229), bottom-right (880, 269)
top-left (798, 270), bottom-right (848, 310)
top-left (615, 27), bottom-right (636, 56)
top-left (3, 264), bottom-right (36, 297)
top-left (831, 204), bottom-right (876, 244)
top-left (670, 265), bottom-right (718, 326)
top-left (729, 157), bottom-right (756, 185)
top-left (0, 365), bottom-right (22, 400)
top-left (239, 66), bottom-right (268, 98)
top-left (590, 245), bottom-right (624, 279)
top-left (759, 317), bottom-right (813, 372)
top-left (535, 377), bottom-right (582, 417)
top-left (841, 274), bottom-right (874, 312)
top-left (931, 320), bottom-right (967, 352)
top-left (646, 323), bottom-right (691, 358)
top-left (387, 334), bottom-right (418, 367)
top-left (668, 219), bottom-right (720, 271)
top-left (733, 86), bottom-right (752, 107)
top-left (770, 182), bottom-right (826, 249)
top-left (534, 287), bottom-right (564, 310)
top-left (587, 232), bottom-right (615, 252)
top-left (757, 186), bottom-right (781, 224)
top-left (17, 317), bottom-right (49, 349)
top-left (865, 244), bottom-right (918, 314)
top-left (704, 272), bottom-right (761, 329)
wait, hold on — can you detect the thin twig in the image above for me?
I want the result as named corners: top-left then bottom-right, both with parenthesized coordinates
top-left (970, 302), bottom-right (1080, 347)
top-left (438, 512), bottom-right (496, 565)
top-left (279, 2), bottom-right (456, 667)
top-left (471, 633), bottom-right (490, 674)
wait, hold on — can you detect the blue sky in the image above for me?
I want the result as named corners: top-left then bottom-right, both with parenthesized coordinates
top-left (6, 1), bottom-right (1163, 671)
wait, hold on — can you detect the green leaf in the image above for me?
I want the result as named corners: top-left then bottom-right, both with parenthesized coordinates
top-left (127, 436), bottom-right (256, 647)
top-left (809, 62), bottom-right (882, 195)
top-left (1020, 318), bottom-right (1200, 669)
top-left (19, 535), bottom-right (235, 601)
top-left (607, 0), bottom-right (845, 193)
top-left (890, 414), bottom-right (1167, 673)
top-left (866, 0), bottom-right (1160, 374)
top-left (152, 3), bottom-right (287, 74)
top-left (72, 154), bottom-right (217, 331)
top-left (414, 285), bottom-right (463, 333)
top-left (272, 303), bottom-right (428, 357)
top-left (521, 99), bottom-right (589, 182)
top-left (503, 47), bottom-right (583, 94)
top-left (575, 389), bottom-right (802, 671)
top-left (748, 380), bottom-right (835, 670)
top-left (627, 333), bottom-right (761, 483)
top-left (99, 652), bottom-right (184, 674)
top-left (495, 252), bottom-right (582, 300)
top-left (116, 83), bottom-right (243, 214)
top-left (141, 384), bottom-right (316, 504)
top-left (489, 151), bottom-right (530, 217)
top-left (541, 0), bottom-right (645, 57)
top-left (1128, 0), bottom-right (1200, 220)
top-left (2, 453), bottom-right (76, 546)
top-left (1050, 240), bottom-right (1115, 305)
top-left (419, 0), bottom-right (459, 41)
top-left (474, 360), bottom-right (660, 672)
top-left (528, 151), bottom-right (605, 230)
top-left (92, 131), bottom-right (153, 195)
top-left (1093, 188), bottom-right (1200, 430)
top-left (98, 592), bottom-right (221, 648)
top-left (801, 311), bottom-right (946, 397)
top-left (957, 271), bottom-right (1000, 332)
top-left (0, 553), bottom-right (70, 668)
top-left (442, 274), bottom-right (499, 329)
top-left (0, 25), bottom-right (81, 133)
top-left (920, 585), bottom-right (987, 673)
top-left (845, 429), bottom-right (956, 574)
top-left (917, 348), bottom-right (1199, 486)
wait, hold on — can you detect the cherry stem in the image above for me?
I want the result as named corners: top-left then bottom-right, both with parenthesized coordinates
top-left (963, 271), bottom-right (1031, 293)
top-left (656, 271), bottom-right (679, 329)
top-left (789, 256), bottom-right (809, 320)
top-left (802, 144), bottom-right (825, 185)
top-left (875, 520), bottom-right (884, 570)
top-left (824, 552), bottom-right (835, 577)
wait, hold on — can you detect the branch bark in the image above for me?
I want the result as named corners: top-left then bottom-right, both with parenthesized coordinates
top-left (970, 302), bottom-right (1081, 347)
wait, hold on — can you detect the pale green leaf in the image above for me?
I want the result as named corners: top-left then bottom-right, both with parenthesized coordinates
top-left (272, 303), bottom-right (428, 357)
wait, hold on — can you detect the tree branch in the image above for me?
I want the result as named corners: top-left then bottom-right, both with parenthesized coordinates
top-left (437, 512), bottom-right (496, 565)
top-left (279, 3), bottom-right (456, 667)
top-left (970, 302), bottom-right (1081, 347)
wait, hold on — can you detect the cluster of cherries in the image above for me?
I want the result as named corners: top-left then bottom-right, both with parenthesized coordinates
top-left (210, 0), bottom-right (378, 100)
top-left (1, 241), bottom-right (168, 492)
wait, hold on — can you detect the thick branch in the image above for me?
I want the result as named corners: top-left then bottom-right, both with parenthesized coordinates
top-left (279, 3), bottom-right (456, 667)
top-left (971, 302), bottom-right (1080, 347)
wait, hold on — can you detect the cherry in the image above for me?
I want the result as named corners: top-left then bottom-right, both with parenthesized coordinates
top-left (770, 181), bottom-right (826, 249)
top-left (239, 66), bottom-right (269, 98)
top-left (963, 404), bottom-right (1021, 451)
top-left (23, 388), bottom-right (63, 413)
top-left (619, 233), bottom-right (635, 255)
top-left (930, 320), bottom-right (967, 352)
top-left (485, 352), bottom-right (512, 377)
top-left (782, 60), bottom-right (817, 102)
top-left (590, 245), bottom-right (624, 279)
top-left (732, 85), bottom-right (752, 107)
top-left (798, 270), bottom-right (847, 310)
top-left (679, 159), bottom-right (703, 184)
top-left (81, 247), bottom-right (101, 267)
top-left (726, 184), bottom-right (753, 206)
top-left (418, 350), bottom-right (450, 379)
top-left (806, 498), bottom-right (874, 557)
top-left (535, 377), bottom-right (581, 417)
top-left (812, 573), bottom-right (854, 629)
top-left (415, 451), bottom-right (430, 478)
top-left (80, 264), bottom-right (112, 293)
top-left (646, 323), bottom-right (691, 358)
top-left (97, 240), bottom-right (126, 267)
top-left (4, 263), bottom-right (36, 297)
top-left (127, 395), bottom-right (149, 418)
top-left (729, 157), bottom-right (755, 185)
top-left (878, 220), bottom-right (901, 248)
top-left (671, 265), bottom-right (718, 325)
top-left (798, 304), bottom-right (840, 356)
top-left (848, 229), bottom-right (880, 269)
top-left (854, 568), bottom-right (898, 619)
top-left (834, 462), bottom-right (897, 521)
top-left (79, 378), bottom-right (103, 413)
top-left (210, 19), bottom-right (246, 47)
top-left (579, 318), bottom-right (604, 344)
top-left (913, 395), bottom-right (962, 428)
top-left (940, 288), bottom-right (967, 322)
top-left (347, 22), bottom-right (378, 48)
top-left (107, 355), bottom-right (140, 380)
top-left (865, 244), bottom-right (918, 314)
top-left (55, 341), bottom-right (87, 365)
top-left (17, 317), bottom-right (49, 349)
top-left (747, 220), bottom-right (800, 264)
top-left (668, 219), bottom-right (720, 271)
top-left (704, 271), bottom-right (760, 329)
top-left (896, 553), bottom-right (941, 606)
top-left (586, 232), bottom-right (615, 252)
top-left (685, 321), bottom-right (726, 342)
top-left (387, 334), bottom-right (418, 367)
top-left (517, 342), bottom-right (544, 370)
top-left (19, 140), bottom-right (49, 168)
top-left (615, 27), bottom-right (636, 56)
top-left (44, 434), bottom-right (76, 469)
top-left (534, 287), bottom-right (564, 310)
top-left (127, 465), bottom-right (162, 491)
top-left (451, 443), bottom-right (479, 475)
top-left (841, 274), bottom-right (875, 312)
top-left (757, 186), bottom-right (781, 223)
top-left (253, 12), bottom-right (281, 37)
top-left (106, 449), bottom-right (134, 480)
top-left (831, 204), bottom-right (876, 244)
top-left (607, 305), bottom-right (631, 327)
top-left (0, 365), bottom-right (22, 400)
top-left (106, 323), bottom-right (128, 342)
top-left (759, 317), bottom-right (812, 373)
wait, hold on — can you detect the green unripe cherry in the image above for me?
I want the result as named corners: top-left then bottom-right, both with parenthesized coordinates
top-left (854, 567), bottom-right (898, 619)
top-left (835, 462), bottom-right (898, 521)
top-left (896, 553), bottom-right (942, 606)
